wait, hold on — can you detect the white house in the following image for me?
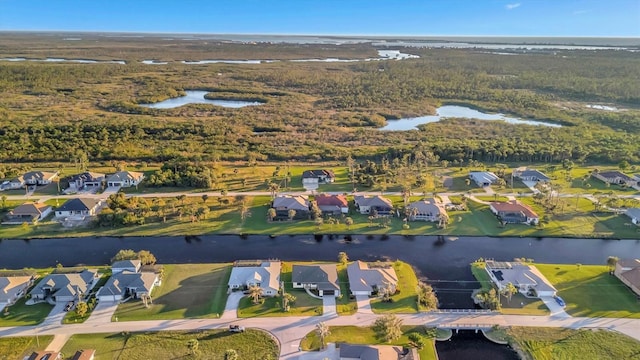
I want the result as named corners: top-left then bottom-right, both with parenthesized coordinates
top-left (65, 172), bottom-right (105, 192)
top-left (625, 208), bottom-right (640, 225)
top-left (347, 261), bottom-right (398, 297)
top-left (301, 170), bottom-right (335, 190)
top-left (29, 270), bottom-right (98, 303)
top-left (292, 264), bottom-right (340, 297)
top-left (55, 198), bottom-right (103, 219)
top-left (513, 168), bottom-right (550, 183)
top-left (592, 171), bottom-right (637, 187)
top-left (23, 171), bottom-right (58, 185)
top-left (96, 271), bottom-right (159, 302)
top-left (485, 260), bottom-right (557, 298)
top-left (228, 260), bottom-right (281, 297)
top-left (106, 171), bottom-right (145, 188)
top-left (469, 171), bottom-right (499, 187)
top-left (0, 276), bottom-right (33, 308)
top-left (5, 176), bottom-right (25, 190)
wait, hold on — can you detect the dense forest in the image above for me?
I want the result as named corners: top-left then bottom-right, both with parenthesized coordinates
top-left (0, 34), bottom-right (639, 166)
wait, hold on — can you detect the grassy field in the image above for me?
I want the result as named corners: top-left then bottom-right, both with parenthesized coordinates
top-left (0, 296), bottom-right (52, 326)
top-left (370, 261), bottom-right (420, 313)
top-left (536, 264), bottom-right (640, 318)
top-left (0, 336), bottom-right (53, 360)
top-left (506, 327), bottom-right (640, 360)
top-left (300, 325), bottom-right (437, 360)
top-left (237, 261), bottom-right (323, 318)
top-left (60, 330), bottom-right (279, 360)
top-left (113, 264), bottom-right (231, 321)
top-left (470, 262), bottom-right (548, 315)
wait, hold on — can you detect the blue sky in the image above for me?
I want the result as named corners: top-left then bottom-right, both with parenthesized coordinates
top-left (0, 0), bottom-right (638, 36)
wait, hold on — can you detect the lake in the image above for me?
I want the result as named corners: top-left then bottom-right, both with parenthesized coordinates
top-left (381, 105), bottom-right (562, 130)
top-left (139, 90), bottom-right (264, 109)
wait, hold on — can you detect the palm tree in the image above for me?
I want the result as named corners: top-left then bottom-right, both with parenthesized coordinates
top-left (607, 256), bottom-right (619, 273)
top-left (281, 293), bottom-right (296, 312)
top-left (267, 208), bottom-right (277, 221)
top-left (268, 182), bottom-right (280, 199)
top-left (247, 285), bottom-right (263, 304)
top-left (501, 282), bottom-right (518, 304)
top-left (287, 209), bottom-right (296, 221)
top-left (316, 322), bottom-right (330, 349)
top-left (344, 217), bottom-right (354, 230)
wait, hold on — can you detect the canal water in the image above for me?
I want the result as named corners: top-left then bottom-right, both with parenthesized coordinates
top-left (1, 235), bottom-right (638, 308)
top-left (436, 330), bottom-right (519, 360)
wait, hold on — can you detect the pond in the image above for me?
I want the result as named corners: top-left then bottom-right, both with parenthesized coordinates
top-left (436, 330), bottom-right (519, 360)
top-left (380, 105), bottom-right (562, 130)
top-left (138, 90), bottom-right (264, 109)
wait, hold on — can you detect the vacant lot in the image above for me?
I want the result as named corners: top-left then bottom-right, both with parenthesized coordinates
top-left (113, 263), bottom-right (231, 321)
top-left (61, 330), bottom-right (279, 360)
top-left (507, 327), bottom-right (640, 360)
top-left (536, 264), bottom-right (640, 318)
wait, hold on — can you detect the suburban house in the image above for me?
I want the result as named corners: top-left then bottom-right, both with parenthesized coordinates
top-left (111, 259), bottom-right (142, 274)
top-left (485, 260), bottom-right (557, 298)
top-left (614, 259), bottom-right (640, 296)
top-left (301, 170), bottom-right (335, 191)
top-left (513, 168), bottom-right (550, 183)
top-left (272, 195), bottom-right (310, 220)
top-left (96, 262), bottom-right (160, 302)
top-left (23, 171), bottom-right (58, 186)
top-left (407, 198), bottom-right (448, 222)
top-left (0, 276), bottom-right (34, 308)
top-left (592, 171), bottom-right (637, 187)
top-left (106, 171), bottom-right (145, 188)
top-left (71, 350), bottom-right (96, 360)
top-left (354, 195), bottom-right (393, 216)
top-left (315, 194), bottom-right (349, 215)
top-left (54, 198), bottom-right (103, 219)
top-left (64, 172), bottom-right (105, 192)
top-left (28, 351), bottom-right (62, 360)
top-left (347, 261), bottom-right (398, 297)
top-left (339, 344), bottom-right (418, 360)
top-left (29, 270), bottom-right (98, 303)
top-left (292, 264), bottom-right (340, 297)
top-left (625, 208), bottom-right (640, 225)
top-left (469, 171), bottom-right (500, 187)
top-left (489, 200), bottom-right (539, 225)
top-left (3, 202), bottom-right (52, 224)
top-left (5, 176), bottom-right (25, 190)
top-left (227, 260), bottom-right (281, 297)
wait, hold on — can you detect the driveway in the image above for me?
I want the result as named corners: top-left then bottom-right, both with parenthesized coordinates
top-left (540, 296), bottom-right (571, 318)
top-left (322, 296), bottom-right (336, 317)
top-left (355, 295), bottom-right (373, 314)
top-left (289, 343), bottom-right (340, 360)
top-left (42, 303), bottom-right (67, 326)
top-left (221, 291), bottom-right (244, 320)
top-left (85, 300), bottom-right (119, 324)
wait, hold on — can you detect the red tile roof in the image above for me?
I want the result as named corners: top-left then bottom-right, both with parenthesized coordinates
top-left (315, 194), bottom-right (348, 207)
top-left (490, 200), bottom-right (538, 218)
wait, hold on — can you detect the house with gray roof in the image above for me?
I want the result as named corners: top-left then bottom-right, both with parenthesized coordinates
top-left (407, 198), bottom-right (448, 222)
top-left (354, 195), bottom-right (393, 215)
top-left (625, 208), bottom-right (640, 225)
top-left (614, 259), bottom-right (640, 297)
top-left (29, 270), bottom-right (98, 303)
top-left (4, 176), bottom-right (25, 190)
top-left (469, 171), bottom-right (499, 187)
top-left (592, 171), bottom-right (637, 187)
top-left (228, 260), bottom-right (281, 296)
top-left (106, 171), bottom-right (145, 187)
top-left (23, 171), bottom-right (58, 185)
top-left (111, 260), bottom-right (142, 274)
top-left (339, 344), bottom-right (418, 360)
top-left (272, 195), bottom-right (310, 220)
top-left (3, 202), bottom-right (52, 224)
top-left (55, 198), bottom-right (103, 219)
top-left (0, 276), bottom-right (33, 307)
top-left (96, 270), bottom-right (159, 302)
top-left (485, 260), bottom-right (556, 298)
top-left (64, 172), bottom-right (105, 192)
top-left (513, 168), bottom-right (550, 183)
top-left (347, 261), bottom-right (398, 296)
top-left (292, 264), bottom-right (340, 297)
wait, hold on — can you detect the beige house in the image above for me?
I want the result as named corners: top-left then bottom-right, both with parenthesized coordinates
top-left (347, 261), bottom-right (398, 296)
top-left (407, 198), bottom-right (448, 222)
top-left (614, 259), bottom-right (640, 296)
top-left (3, 202), bottom-right (52, 224)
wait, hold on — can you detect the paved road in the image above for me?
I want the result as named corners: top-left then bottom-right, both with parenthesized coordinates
top-left (2, 311), bottom-right (640, 359)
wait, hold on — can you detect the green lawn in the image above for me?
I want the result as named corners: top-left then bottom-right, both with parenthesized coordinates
top-left (113, 264), bottom-right (231, 321)
top-left (370, 261), bottom-right (420, 313)
top-left (300, 325), bottom-right (437, 360)
top-left (0, 336), bottom-right (53, 360)
top-left (336, 263), bottom-right (357, 315)
top-left (237, 262), bottom-right (323, 318)
top-left (0, 296), bottom-right (52, 326)
top-left (536, 264), bottom-right (640, 318)
top-left (507, 327), bottom-right (640, 360)
top-left (470, 262), bottom-right (548, 315)
top-left (60, 330), bottom-right (279, 360)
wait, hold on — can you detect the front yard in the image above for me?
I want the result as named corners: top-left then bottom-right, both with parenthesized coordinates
top-left (370, 261), bottom-right (420, 313)
top-left (112, 264), bottom-right (231, 321)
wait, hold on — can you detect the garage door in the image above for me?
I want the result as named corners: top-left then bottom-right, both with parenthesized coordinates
top-left (323, 290), bottom-right (335, 296)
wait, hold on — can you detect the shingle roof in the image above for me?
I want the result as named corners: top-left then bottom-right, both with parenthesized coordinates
top-left (111, 259), bottom-right (141, 270)
top-left (0, 276), bottom-right (32, 303)
top-left (68, 172), bottom-right (105, 183)
top-left (56, 198), bottom-right (101, 212)
top-left (292, 264), bottom-right (339, 291)
top-left (618, 259), bottom-right (640, 269)
top-left (315, 194), bottom-right (348, 207)
top-left (301, 170), bottom-right (335, 179)
top-left (29, 270), bottom-right (96, 299)
top-left (23, 171), bottom-right (57, 183)
top-left (272, 195), bottom-right (310, 211)
top-left (347, 261), bottom-right (398, 293)
top-left (228, 261), bottom-right (281, 293)
top-left (598, 171), bottom-right (634, 181)
top-left (490, 200), bottom-right (538, 219)
top-left (97, 271), bottom-right (157, 297)
top-left (516, 169), bottom-right (550, 181)
top-left (407, 198), bottom-right (447, 217)
top-left (106, 171), bottom-right (144, 182)
top-left (354, 195), bottom-right (393, 208)
top-left (621, 268), bottom-right (640, 290)
top-left (9, 202), bottom-right (51, 216)
top-left (625, 208), bottom-right (640, 220)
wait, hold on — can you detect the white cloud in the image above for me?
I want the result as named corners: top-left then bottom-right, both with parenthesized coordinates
top-left (505, 3), bottom-right (521, 10)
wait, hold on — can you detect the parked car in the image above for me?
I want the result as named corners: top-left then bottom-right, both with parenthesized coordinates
top-left (64, 301), bottom-right (75, 312)
top-left (229, 325), bottom-right (245, 333)
top-left (554, 295), bottom-right (566, 307)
